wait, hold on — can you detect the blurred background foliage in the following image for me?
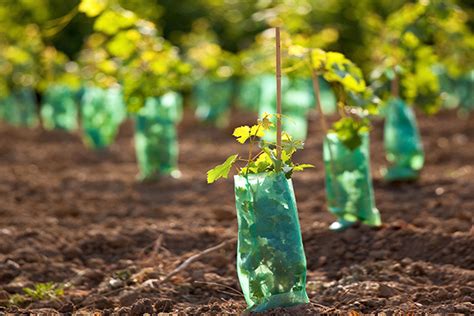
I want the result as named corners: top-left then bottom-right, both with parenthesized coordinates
top-left (1, 0), bottom-right (471, 65)
top-left (0, 0), bottom-right (472, 100)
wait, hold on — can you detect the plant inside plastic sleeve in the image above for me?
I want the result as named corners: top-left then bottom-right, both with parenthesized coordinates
top-left (207, 114), bottom-right (313, 312)
top-left (436, 66), bottom-right (474, 113)
top-left (318, 78), bottom-right (337, 115)
top-left (259, 75), bottom-right (314, 142)
top-left (383, 98), bottom-right (424, 181)
top-left (0, 96), bottom-right (13, 123)
top-left (135, 92), bottom-right (182, 180)
top-left (194, 78), bottom-right (234, 127)
top-left (234, 172), bottom-right (309, 312)
top-left (1, 89), bottom-right (38, 128)
top-left (238, 75), bottom-right (264, 112)
top-left (41, 85), bottom-right (78, 131)
top-left (323, 132), bottom-right (381, 230)
top-left (80, 86), bottom-right (126, 149)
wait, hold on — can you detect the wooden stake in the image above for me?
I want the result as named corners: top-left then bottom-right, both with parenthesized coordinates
top-left (311, 70), bottom-right (329, 133)
top-left (310, 68), bottom-right (342, 205)
top-left (275, 27), bottom-right (282, 161)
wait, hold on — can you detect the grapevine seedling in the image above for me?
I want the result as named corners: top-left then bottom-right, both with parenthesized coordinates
top-left (207, 113), bottom-right (313, 184)
top-left (8, 282), bottom-right (64, 306)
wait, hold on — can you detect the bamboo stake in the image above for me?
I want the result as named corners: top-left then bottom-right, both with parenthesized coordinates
top-left (275, 27), bottom-right (282, 161)
top-left (311, 71), bottom-right (329, 133)
top-left (310, 68), bottom-right (342, 207)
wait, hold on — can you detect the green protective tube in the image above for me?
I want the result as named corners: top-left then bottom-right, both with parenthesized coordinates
top-left (318, 78), bottom-right (337, 115)
top-left (456, 71), bottom-right (473, 112)
top-left (234, 172), bottom-right (309, 312)
top-left (437, 67), bottom-right (474, 112)
top-left (238, 75), bottom-right (263, 112)
top-left (41, 85), bottom-right (78, 131)
top-left (383, 98), bottom-right (424, 181)
top-left (0, 96), bottom-right (11, 122)
top-left (134, 92), bottom-right (182, 180)
top-left (1, 89), bottom-right (38, 127)
top-left (80, 86), bottom-right (126, 149)
top-left (323, 132), bottom-right (381, 230)
top-left (194, 78), bottom-right (234, 127)
top-left (259, 75), bottom-right (314, 141)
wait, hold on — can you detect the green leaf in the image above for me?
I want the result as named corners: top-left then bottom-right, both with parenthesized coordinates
top-left (106, 30), bottom-right (141, 59)
top-left (79, 0), bottom-right (108, 17)
top-left (233, 126), bottom-right (251, 144)
top-left (331, 117), bottom-right (369, 150)
top-left (94, 10), bottom-right (137, 35)
top-left (207, 154), bottom-right (238, 184)
top-left (293, 163), bottom-right (315, 171)
top-left (281, 132), bottom-right (304, 155)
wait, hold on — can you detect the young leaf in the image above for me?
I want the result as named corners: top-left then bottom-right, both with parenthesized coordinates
top-left (207, 154), bottom-right (238, 183)
top-left (79, 0), bottom-right (108, 17)
top-left (259, 112), bottom-right (274, 130)
top-left (293, 164), bottom-right (315, 171)
top-left (250, 125), bottom-right (264, 138)
top-left (331, 117), bottom-right (369, 150)
top-left (94, 9), bottom-right (137, 35)
top-left (282, 133), bottom-right (304, 155)
top-left (233, 126), bottom-right (251, 144)
top-left (311, 49), bottom-right (326, 70)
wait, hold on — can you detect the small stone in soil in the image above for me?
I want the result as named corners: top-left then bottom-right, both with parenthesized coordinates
top-left (130, 298), bottom-right (154, 316)
top-left (154, 298), bottom-right (173, 312)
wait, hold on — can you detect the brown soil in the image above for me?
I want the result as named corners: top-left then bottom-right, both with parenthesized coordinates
top-left (0, 109), bottom-right (473, 315)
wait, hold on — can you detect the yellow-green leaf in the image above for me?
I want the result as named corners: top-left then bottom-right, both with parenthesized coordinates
top-left (79, 0), bottom-right (108, 17)
top-left (293, 164), bottom-right (315, 171)
top-left (207, 154), bottom-right (238, 184)
top-left (94, 9), bottom-right (137, 35)
top-left (250, 125), bottom-right (264, 138)
top-left (233, 126), bottom-right (251, 144)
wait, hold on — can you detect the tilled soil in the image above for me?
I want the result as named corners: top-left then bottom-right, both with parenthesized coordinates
top-left (0, 109), bottom-right (473, 315)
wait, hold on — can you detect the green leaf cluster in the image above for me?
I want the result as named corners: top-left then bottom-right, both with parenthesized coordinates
top-left (331, 117), bottom-right (370, 151)
top-left (38, 46), bottom-right (81, 92)
top-left (0, 25), bottom-right (44, 97)
top-left (78, 1), bottom-right (192, 112)
top-left (237, 28), bottom-right (339, 78)
top-left (207, 113), bottom-right (313, 183)
top-left (367, 0), bottom-right (473, 114)
top-left (182, 21), bottom-right (239, 81)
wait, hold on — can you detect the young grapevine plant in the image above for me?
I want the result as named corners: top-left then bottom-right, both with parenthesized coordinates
top-left (367, 0), bottom-right (473, 113)
top-left (207, 113), bottom-right (313, 184)
top-left (78, 0), bottom-right (191, 112)
top-left (287, 44), bottom-right (377, 150)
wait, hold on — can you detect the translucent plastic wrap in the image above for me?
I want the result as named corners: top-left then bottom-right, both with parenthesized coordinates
top-left (1, 89), bottom-right (38, 127)
top-left (234, 172), bottom-right (309, 312)
top-left (194, 78), bottom-right (234, 127)
top-left (238, 75), bottom-right (264, 112)
top-left (323, 132), bottom-right (381, 230)
top-left (41, 85), bottom-right (78, 131)
top-left (80, 86), bottom-right (126, 149)
top-left (134, 92), bottom-right (182, 180)
top-left (259, 76), bottom-right (314, 141)
top-left (383, 98), bottom-right (424, 181)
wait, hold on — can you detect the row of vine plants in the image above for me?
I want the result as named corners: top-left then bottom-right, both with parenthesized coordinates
top-left (0, 1), bottom-right (472, 311)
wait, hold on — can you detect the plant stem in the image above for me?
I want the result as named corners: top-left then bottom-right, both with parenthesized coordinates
top-left (391, 71), bottom-right (399, 98)
top-left (275, 27), bottom-right (282, 163)
top-left (310, 69), bottom-right (342, 209)
top-left (311, 71), bottom-right (329, 133)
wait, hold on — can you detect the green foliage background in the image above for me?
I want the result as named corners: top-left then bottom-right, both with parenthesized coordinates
top-left (0, 0), bottom-right (472, 111)
top-left (1, 0), bottom-right (471, 61)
